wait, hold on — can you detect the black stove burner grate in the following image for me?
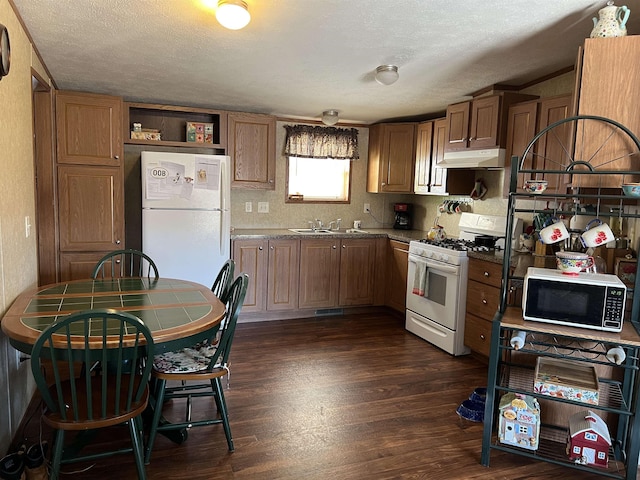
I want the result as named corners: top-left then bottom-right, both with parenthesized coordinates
top-left (418, 237), bottom-right (502, 252)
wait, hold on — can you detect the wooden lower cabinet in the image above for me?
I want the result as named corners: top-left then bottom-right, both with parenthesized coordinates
top-left (232, 239), bottom-right (298, 313)
top-left (385, 240), bottom-right (409, 313)
top-left (464, 258), bottom-right (504, 358)
top-left (338, 238), bottom-right (379, 306)
top-left (298, 238), bottom-right (340, 309)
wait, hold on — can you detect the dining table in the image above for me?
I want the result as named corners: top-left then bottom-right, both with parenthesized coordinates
top-left (1, 276), bottom-right (226, 354)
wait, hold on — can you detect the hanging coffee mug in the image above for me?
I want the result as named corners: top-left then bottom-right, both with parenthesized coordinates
top-left (538, 217), bottom-right (570, 244)
top-left (580, 219), bottom-right (615, 248)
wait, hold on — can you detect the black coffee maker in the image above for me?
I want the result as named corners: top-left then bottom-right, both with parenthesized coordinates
top-left (393, 203), bottom-right (412, 230)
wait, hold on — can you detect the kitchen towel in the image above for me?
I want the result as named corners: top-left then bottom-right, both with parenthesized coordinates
top-left (412, 258), bottom-right (428, 297)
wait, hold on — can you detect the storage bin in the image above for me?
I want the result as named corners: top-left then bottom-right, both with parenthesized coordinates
top-left (534, 357), bottom-right (599, 405)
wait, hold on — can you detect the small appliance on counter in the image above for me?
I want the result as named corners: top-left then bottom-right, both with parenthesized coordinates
top-left (393, 203), bottom-right (412, 230)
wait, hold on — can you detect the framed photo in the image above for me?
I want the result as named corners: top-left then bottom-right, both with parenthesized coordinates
top-left (186, 122), bottom-right (214, 144)
top-left (615, 258), bottom-right (637, 288)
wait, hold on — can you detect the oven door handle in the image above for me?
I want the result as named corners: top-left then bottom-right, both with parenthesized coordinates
top-left (409, 257), bottom-right (459, 275)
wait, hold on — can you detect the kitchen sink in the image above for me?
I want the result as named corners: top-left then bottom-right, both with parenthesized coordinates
top-left (345, 228), bottom-right (369, 234)
top-left (288, 228), bottom-right (334, 234)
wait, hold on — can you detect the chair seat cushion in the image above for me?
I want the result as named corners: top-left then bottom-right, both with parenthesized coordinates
top-left (153, 341), bottom-right (221, 374)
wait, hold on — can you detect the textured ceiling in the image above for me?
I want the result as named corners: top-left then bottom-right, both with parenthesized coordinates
top-left (11, 0), bottom-right (639, 124)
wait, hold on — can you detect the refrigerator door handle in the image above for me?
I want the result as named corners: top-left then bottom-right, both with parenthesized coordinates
top-left (220, 157), bottom-right (231, 258)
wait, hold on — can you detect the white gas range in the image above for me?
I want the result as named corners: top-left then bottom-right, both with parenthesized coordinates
top-left (405, 213), bottom-right (522, 356)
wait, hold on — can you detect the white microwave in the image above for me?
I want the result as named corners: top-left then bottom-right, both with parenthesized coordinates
top-left (522, 267), bottom-right (627, 333)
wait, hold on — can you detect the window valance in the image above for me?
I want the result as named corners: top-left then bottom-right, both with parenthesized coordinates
top-left (284, 125), bottom-right (359, 160)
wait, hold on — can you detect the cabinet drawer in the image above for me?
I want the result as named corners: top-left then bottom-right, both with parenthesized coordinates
top-left (464, 313), bottom-right (492, 357)
top-left (468, 259), bottom-right (503, 288)
top-left (466, 279), bottom-right (501, 321)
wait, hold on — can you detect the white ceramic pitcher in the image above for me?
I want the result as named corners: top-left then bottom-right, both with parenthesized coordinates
top-left (590, 1), bottom-right (630, 38)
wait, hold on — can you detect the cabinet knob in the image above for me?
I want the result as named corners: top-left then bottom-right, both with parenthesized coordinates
top-left (482, 299), bottom-right (488, 304)
top-left (115, 259), bottom-right (121, 264)
top-left (270, 246), bottom-right (274, 250)
top-left (258, 246), bottom-right (263, 251)
top-left (484, 271), bottom-right (489, 277)
top-left (269, 179), bottom-right (274, 184)
top-left (480, 334), bottom-right (485, 341)
top-left (332, 245), bottom-right (337, 249)
top-left (114, 155), bottom-right (119, 160)
top-left (381, 182), bottom-right (386, 186)
top-left (342, 244), bottom-right (346, 249)
top-left (115, 240), bottom-right (121, 244)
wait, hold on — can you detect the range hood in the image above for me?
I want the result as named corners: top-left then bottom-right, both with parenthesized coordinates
top-left (440, 148), bottom-right (506, 169)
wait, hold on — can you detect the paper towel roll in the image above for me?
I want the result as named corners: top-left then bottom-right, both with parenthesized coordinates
top-left (510, 330), bottom-right (526, 350)
top-left (606, 346), bottom-right (626, 365)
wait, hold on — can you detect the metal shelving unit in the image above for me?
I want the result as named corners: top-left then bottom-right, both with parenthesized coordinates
top-left (481, 115), bottom-right (640, 480)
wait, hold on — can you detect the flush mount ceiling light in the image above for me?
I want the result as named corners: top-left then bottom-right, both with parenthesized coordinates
top-left (216, 0), bottom-right (251, 30)
top-left (321, 110), bottom-right (339, 126)
top-left (375, 65), bottom-right (399, 86)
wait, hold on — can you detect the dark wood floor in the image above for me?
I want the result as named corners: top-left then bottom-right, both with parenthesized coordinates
top-left (18, 311), bottom-right (613, 479)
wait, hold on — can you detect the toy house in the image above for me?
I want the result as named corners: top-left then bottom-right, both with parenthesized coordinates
top-left (567, 410), bottom-right (611, 467)
top-left (498, 393), bottom-right (540, 451)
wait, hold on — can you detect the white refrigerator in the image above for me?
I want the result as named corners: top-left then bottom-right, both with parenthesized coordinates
top-left (141, 151), bottom-right (230, 287)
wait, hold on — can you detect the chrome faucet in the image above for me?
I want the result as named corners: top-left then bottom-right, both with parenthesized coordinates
top-left (329, 218), bottom-right (342, 231)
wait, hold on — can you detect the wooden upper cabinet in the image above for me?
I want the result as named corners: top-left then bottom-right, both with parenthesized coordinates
top-left (573, 36), bottom-right (640, 188)
top-left (367, 123), bottom-right (416, 193)
top-left (56, 91), bottom-right (123, 166)
top-left (469, 95), bottom-right (501, 148)
top-left (228, 112), bottom-right (276, 189)
top-left (445, 93), bottom-right (538, 152)
top-left (503, 100), bottom-right (538, 196)
top-left (445, 101), bottom-right (471, 151)
top-left (534, 94), bottom-right (573, 192)
top-left (57, 164), bottom-right (124, 253)
top-left (413, 121), bottom-right (433, 194)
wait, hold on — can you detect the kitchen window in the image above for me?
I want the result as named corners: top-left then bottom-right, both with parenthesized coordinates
top-left (284, 124), bottom-right (359, 204)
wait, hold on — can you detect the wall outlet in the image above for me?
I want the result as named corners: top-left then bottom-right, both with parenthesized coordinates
top-left (363, 203), bottom-right (370, 213)
top-left (258, 202), bottom-right (269, 213)
top-left (245, 202), bottom-right (252, 213)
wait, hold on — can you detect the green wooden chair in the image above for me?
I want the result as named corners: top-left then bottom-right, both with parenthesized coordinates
top-left (92, 249), bottom-right (159, 279)
top-left (144, 274), bottom-right (249, 464)
top-left (211, 259), bottom-right (236, 302)
top-left (30, 309), bottom-right (155, 480)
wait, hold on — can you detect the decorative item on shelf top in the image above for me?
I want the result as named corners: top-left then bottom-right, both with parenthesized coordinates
top-left (622, 182), bottom-right (640, 197)
top-left (498, 393), bottom-right (540, 451)
top-left (534, 357), bottom-right (599, 405)
top-left (567, 410), bottom-right (611, 468)
top-left (130, 128), bottom-right (161, 141)
top-left (555, 251), bottom-right (595, 275)
top-left (186, 122), bottom-right (214, 144)
top-left (614, 257), bottom-right (637, 288)
top-left (590, 1), bottom-right (630, 38)
top-left (523, 179), bottom-right (548, 194)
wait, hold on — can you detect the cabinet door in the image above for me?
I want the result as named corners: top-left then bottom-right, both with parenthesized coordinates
top-left (413, 121), bottom-right (433, 194)
top-left (381, 124), bottom-right (416, 192)
top-left (228, 112), bottom-right (276, 189)
top-left (59, 252), bottom-right (111, 282)
top-left (57, 165), bottom-right (124, 253)
top-left (464, 313), bottom-right (492, 358)
top-left (535, 95), bottom-right (572, 193)
top-left (503, 100), bottom-right (538, 197)
top-left (299, 239), bottom-right (340, 308)
top-left (56, 91), bottom-right (122, 166)
top-left (232, 239), bottom-right (268, 313)
top-left (575, 37), bottom-right (640, 187)
top-left (445, 101), bottom-right (470, 151)
top-left (385, 240), bottom-right (409, 312)
top-left (266, 239), bottom-right (299, 311)
top-left (339, 238), bottom-right (377, 306)
top-left (469, 95), bottom-right (501, 149)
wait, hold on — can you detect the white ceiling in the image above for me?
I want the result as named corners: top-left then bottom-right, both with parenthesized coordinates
top-left (11, 0), bottom-right (639, 124)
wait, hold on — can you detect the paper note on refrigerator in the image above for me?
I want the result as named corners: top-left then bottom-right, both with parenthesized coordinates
top-left (145, 161), bottom-right (189, 199)
top-left (194, 156), bottom-right (220, 191)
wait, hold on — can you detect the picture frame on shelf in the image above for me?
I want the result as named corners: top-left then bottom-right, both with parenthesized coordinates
top-left (615, 257), bottom-right (637, 288)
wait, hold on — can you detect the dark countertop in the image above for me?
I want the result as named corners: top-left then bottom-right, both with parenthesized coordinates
top-left (230, 228), bottom-right (428, 243)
